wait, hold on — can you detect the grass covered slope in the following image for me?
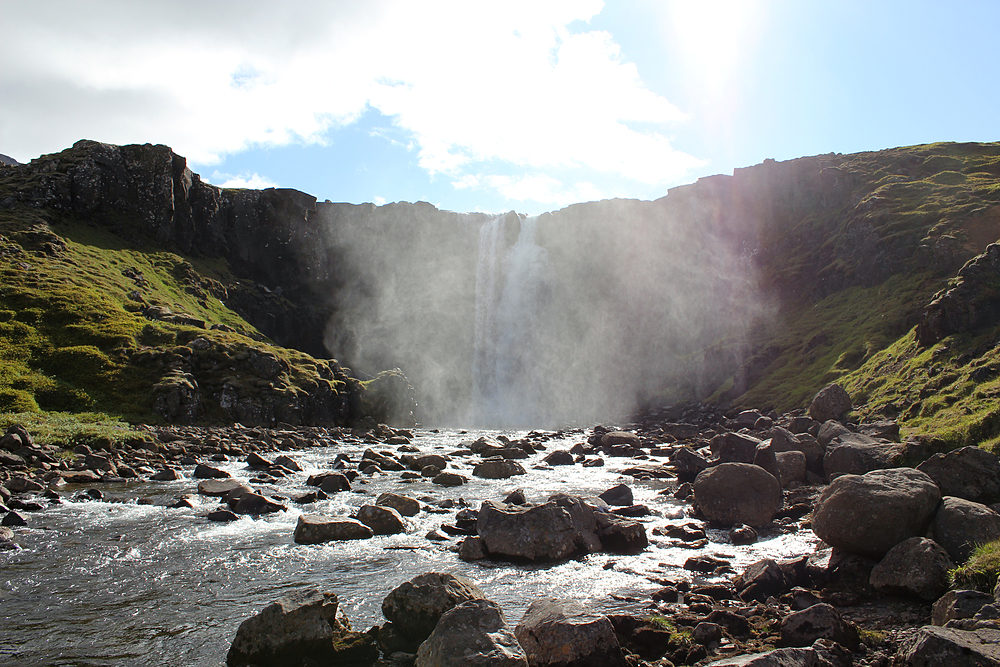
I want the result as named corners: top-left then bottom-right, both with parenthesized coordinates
top-left (0, 196), bottom-right (362, 426)
top-left (724, 142), bottom-right (1000, 446)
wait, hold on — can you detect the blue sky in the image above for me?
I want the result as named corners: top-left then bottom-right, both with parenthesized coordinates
top-left (2, 1), bottom-right (998, 215)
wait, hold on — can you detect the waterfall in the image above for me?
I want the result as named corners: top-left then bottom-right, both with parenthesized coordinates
top-left (471, 212), bottom-right (552, 427)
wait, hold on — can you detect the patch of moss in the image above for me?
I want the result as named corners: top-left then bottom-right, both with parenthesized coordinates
top-left (0, 411), bottom-right (153, 450)
top-left (950, 539), bottom-right (1000, 592)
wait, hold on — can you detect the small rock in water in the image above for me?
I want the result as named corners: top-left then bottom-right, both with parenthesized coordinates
top-left (2, 511), bottom-right (27, 527)
top-left (207, 509), bottom-right (239, 522)
top-left (729, 523), bottom-right (759, 545)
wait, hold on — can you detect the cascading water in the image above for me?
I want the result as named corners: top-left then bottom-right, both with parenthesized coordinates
top-left (471, 213), bottom-right (553, 427)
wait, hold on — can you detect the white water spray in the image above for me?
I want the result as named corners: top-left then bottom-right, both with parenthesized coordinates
top-left (471, 213), bottom-right (553, 426)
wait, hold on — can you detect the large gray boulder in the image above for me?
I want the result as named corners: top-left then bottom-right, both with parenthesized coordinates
top-left (823, 432), bottom-right (903, 479)
top-left (226, 589), bottom-right (377, 666)
top-left (808, 383), bottom-right (852, 423)
top-left (693, 463), bottom-right (782, 527)
top-left (917, 446), bottom-right (1000, 504)
top-left (477, 497), bottom-right (609, 562)
top-left (514, 599), bottom-right (626, 667)
top-left (473, 459), bottom-right (526, 479)
top-left (382, 572), bottom-right (486, 644)
top-left (415, 599), bottom-right (527, 667)
top-left (771, 427), bottom-right (825, 475)
top-left (933, 590), bottom-right (994, 626)
top-left (778, 603), bottom-right (859, 650)
top-left (811, 467), bottom-right (942, 558)
top-left (293, 515), bottom-right (374, 544)
top-left (931, 496), bottom-right (1000, 563)
top-left (356, 504), bottom-right (407, 535)
top-left (711, 432), bottom-right (761, 464)
top-left (377, 492), bottom-right (421, 517)
top-left (869, 537), bottom-right (954, 600)
top-left (894, 626), bottom-right (1000, 666)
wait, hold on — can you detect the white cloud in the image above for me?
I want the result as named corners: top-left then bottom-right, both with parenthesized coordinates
top-left (1, 0), bottom-right (703, 198)
top-left (209, 171), bottom-right (278, 190)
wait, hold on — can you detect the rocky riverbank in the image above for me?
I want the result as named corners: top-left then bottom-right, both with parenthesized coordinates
top-left (4, 384), bottom-right (1000, 665)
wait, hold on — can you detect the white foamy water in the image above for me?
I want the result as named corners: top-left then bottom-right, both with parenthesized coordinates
top-left (0, 429), bottom-right (818, 666)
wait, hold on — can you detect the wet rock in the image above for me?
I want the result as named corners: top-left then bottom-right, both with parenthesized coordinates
top-left (503, 489), bottom-right (527, 505)
top-left (932, 496), bottom-right (1000, 563)
top-left (356, 504), bottom-right (407, 535)
top-left (595, 512), bottom-right (648, 554)
top-left (5, 476), bottom-right (44, 493)
top-left (226, 588), bottom-right (376, 667)
top-left (2, 511), bottom-right (27, 527)
top-left (712, 432), bottom-right (761, 464)
top-left (377, 492), bottom-right (420, 517)
top-left (272, 455), bottom-right (301, 472)
top-left (670, 447), bottom-right (711, 481)
top-left (736, 559), bottom-right (787, 602)
top-left (458, 536), bottom-right (487, 561)
top-left (363, 449), bottom-right (405, 472)
top-left (703, 642), bottom-right (852, 666)
top-left (693, 462), bottom-right (782, 527)
top-left (245, 452), bottom-right (272, 469)
top-left (514, 598), bottom-right (626, 667)
top-left (232, 492), bottom-right (285, 515)
top-left (473, 459), bottom-right (526, 479)
top-left (412, 454), bottom-right (448, 471)
top-left (415, 599), bottom-right (527, 667)
top-left (598, 483), bottom-right (633, 507)
top-left (823, 432), bottom-right (903, 479)
top-left (601, 431), bottom-right (640, 449)
top-left (62, 470), bottom-right (102, 484)
top-left (933, 590), bottom-right (994, 626)
top-left (150, 467), bottom-right (180, 481)
top-left (476, 500), bottom-right (584, 562)
top-left (294, 514), bottom-right (374, 543)
top-left (729, 523), bottom-right (759, 545)
top-left (543, 450), bottom-right (574, 466)
top-left (918, 446), bottom-right (1000, 505)
top-left (895, 625), bottom-right (1000, 666)
top-left (432, 472), bottom-right (466, 487)
top-left (869, 537), bottom-right (954, 600)
top-left (307, 473), bottom-right (352, 493)
top-left (207, 509), bottom-right (239, 522)
top-left (382, 572), bottom-right (486, 644)
top-left (811, 467), bottom-right (941, 558)
top-left (808, 383), bottom-right (852, 423)
top-left (779, 603), bottom-right (859, 650)
top-left (193, 464), bottom-right (230, 479)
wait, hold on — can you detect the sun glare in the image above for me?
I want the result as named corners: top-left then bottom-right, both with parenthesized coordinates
top-left (668, 0), bottom-right (760, 96)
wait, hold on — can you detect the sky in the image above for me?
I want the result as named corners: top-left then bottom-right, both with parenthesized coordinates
top-left (2, 0), bottom-right (999, 215)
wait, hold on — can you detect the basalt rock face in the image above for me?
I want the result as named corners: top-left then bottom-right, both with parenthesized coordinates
top-left (917, 242), bottom-right (1000, 346)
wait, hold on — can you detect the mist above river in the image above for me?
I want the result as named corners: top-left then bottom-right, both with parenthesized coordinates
top-left (317, 194), bottom-right (767, 428)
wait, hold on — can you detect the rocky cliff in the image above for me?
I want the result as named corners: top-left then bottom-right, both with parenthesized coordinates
top-left (2, 139), bottom-right (1000, 438)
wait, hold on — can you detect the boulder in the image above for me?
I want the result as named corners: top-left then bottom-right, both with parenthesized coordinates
top-left (811, 467), bottom-right (941, 558)
top-left (816, 420), bottom-right (851, 447)
top-left (787, 416), bottom-right (818, 435)
top-left (595, 512), bottom-right (647, 555)
top-left (917, 446), bottom-right (1000, 504)
top-left (703, 642), bottom-right (853, 666)
top-left (307, 473), bottom-right (352, 493)
top-left (894, 626), bottom-right (1000, 666)
top-left (150, 467), bottom-right (180, 481)
top-left (376, 492), bottom-right (420, 517)
top-left (514, 598), bottom-right (626, 667)
top-left (193, 464), bottom-right (230, 479)
top-left (808, 383), bottom-right (852, 423)
top-left (362, 449), bottom-right (405, 472)
top-left (413, 454), bottom-right (448, 470)
top-left (245, 452), bottom-right (272, 469)
top-left (778, 603), bottom-right (859, 650)
top-left (736, 559), bottom-right (787, 603)
top-left (771, 428), bottom-right (825, 475)
top-left (433, 472), bottom-right (466, 487)
top-left (775, 451), bottom-right (807, 487)
top-left (293, 514), bottom-right (373, 544)
top-left (208, 509), bottom-right (239, 522)
top-left (823, 432), bottom-right (903, 479)
top-left (931, 496), bottom-right (1000, 563)
top-left (601, 431), bottom-right (640, 449)
top-left (273, 455), bottom-right (302, 472)
top-left (869, 537), bottom-right (954, 600)
top-left (198, 479), bottom-right (252, 498)
top-left (5, 476), bottom-right (43, 493)
top-left (233, 492), bottom-right (285, 515)
top-left (712, 432), bottom-right (761, 464)
top-left (356, 504), bottom-right (407, 535)
top-left (752, 441), bottom-right (781, 481)
top-left (598, 484), bottom-right (633, 507)
top-left (473, 459), bottom-right (526, 479)
top-left (543, 450), bottom-right (575, 466)
top-left (933, 590), bottom-right (994, 626)
top-left (382, 572), bottom-right (486, 644)
top-left (693, 463), bottom-right (782, 527)
top-left (415, 599), bottom-right (527, 667)
top-left (477, 500), bottom-right (589, 562)
top-left (671, 447), bottom-right (711, 482)
top-left (226, 588), bottom-right (376, 667)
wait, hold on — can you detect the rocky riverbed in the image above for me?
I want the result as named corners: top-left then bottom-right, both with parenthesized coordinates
top-left (3, 384), bottom-right (1000, 666)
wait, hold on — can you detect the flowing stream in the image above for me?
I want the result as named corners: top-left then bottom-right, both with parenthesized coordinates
top-left (0, 429), bottom-right (817, 666)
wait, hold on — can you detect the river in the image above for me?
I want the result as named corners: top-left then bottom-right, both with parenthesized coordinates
top-left (0, 428), bottom-right (817, 666)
